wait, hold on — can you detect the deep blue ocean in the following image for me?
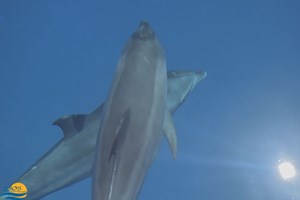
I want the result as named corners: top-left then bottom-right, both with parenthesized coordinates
top-left (1, 1), bottom-right (300, 199)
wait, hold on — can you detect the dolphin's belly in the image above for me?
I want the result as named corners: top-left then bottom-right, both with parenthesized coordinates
top-left (93, 21), bottom-right (167, 200)
top-left (97, 64), bottom-right (166, 197)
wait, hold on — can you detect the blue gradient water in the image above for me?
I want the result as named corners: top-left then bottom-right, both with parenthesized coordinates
top-left (1, 1), bottom-right (300, 199)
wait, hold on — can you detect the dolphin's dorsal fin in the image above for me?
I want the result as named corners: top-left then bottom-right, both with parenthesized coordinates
top-left (53, 114), bottom-right (87, 137)
top-left (53, 103), bottom-right (104, 138)
top-left (163, 110), bottom-right (177, 160)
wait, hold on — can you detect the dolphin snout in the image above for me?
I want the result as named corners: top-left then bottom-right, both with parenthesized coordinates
top-left (192, 71), bottom-right (207, 89)
top-left (138, 21), bottom-right (151, 32)
top-left (133, 20), bottom-right (155, 40)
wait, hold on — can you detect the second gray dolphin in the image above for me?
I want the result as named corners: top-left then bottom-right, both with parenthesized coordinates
top-left (11, 70), bottom-right (205, 200)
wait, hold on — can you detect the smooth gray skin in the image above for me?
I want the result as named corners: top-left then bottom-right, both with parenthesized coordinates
top-left (14, 70), bottom-right (206, 200)
top-left (92, 21), bottom-right (168, 200)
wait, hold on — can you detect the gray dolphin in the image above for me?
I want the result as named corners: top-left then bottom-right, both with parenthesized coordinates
top-left (10, 70), bottom-right (205, 200)
top-left (92, 21), bottom-right (169, 200)
top-left (8, 26), bottom-right (207, 200)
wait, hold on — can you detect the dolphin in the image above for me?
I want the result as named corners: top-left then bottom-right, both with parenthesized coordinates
top-left (92, 21), bottom-right (169, 200)
top-left (8, 70), bottom-right (205, 200)
top-left (7, 26), bottom-right (207, 200)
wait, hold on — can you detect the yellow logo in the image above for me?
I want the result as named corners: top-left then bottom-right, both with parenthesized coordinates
top-left (0, 182), bottom-right (27, 199)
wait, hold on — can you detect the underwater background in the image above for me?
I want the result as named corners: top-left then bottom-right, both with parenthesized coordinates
top-left (0, 0), bottom-right (300, 199)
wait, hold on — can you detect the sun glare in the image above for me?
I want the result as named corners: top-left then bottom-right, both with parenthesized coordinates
top-left (278, 161), bottom-right (296, 180)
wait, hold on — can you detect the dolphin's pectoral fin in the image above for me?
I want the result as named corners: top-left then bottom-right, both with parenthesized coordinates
top-left (109, 139), bottom-right (118, 161)
top-left (163, 110), bottom-right (177, 160)
top-left (109, 110), bottom-right (130, 161)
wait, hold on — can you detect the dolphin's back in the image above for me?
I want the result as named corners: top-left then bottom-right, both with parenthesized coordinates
top-left (16, 104), bottom-right (104, 200)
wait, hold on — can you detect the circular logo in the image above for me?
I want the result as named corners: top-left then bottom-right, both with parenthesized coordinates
top-left (7, 182), bottom-right (27, 198)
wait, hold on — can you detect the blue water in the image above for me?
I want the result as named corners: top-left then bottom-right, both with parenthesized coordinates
top-left (1, 1), bottom-right (300, 199)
